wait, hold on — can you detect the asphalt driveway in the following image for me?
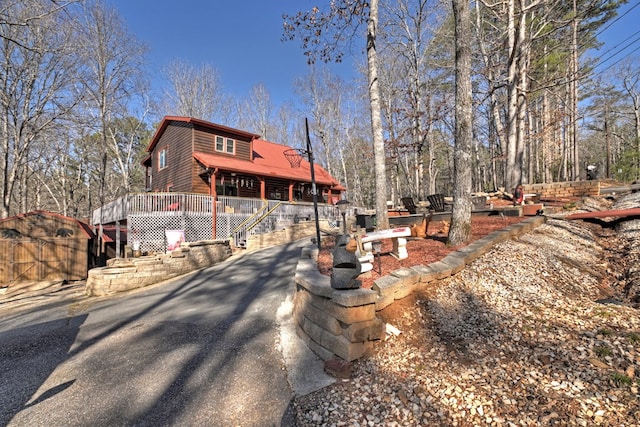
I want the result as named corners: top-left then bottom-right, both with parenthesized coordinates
top-left (0, 240), bottom-right (333, 426)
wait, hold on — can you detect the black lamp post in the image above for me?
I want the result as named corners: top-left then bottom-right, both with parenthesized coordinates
top-left (284, 118), bottom-right (322, 249)
top-left (336, 199), bottom-right (350, 234)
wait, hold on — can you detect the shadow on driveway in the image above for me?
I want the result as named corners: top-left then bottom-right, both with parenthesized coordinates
top-left (0, 241), bottom-right (314, 426)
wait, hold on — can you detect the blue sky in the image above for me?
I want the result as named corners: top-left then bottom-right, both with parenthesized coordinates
top-left (108, 0), bottom-right (639, 110)
top-left (589, 1), bottom-right (640, 74)
top-left (107, 0), bottom-right (358, 108)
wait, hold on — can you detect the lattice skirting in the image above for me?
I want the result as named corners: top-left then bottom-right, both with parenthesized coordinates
top-left (129, 213), bottom-right (214, 254)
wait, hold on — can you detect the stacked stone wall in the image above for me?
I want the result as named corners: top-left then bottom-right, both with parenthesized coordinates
top-left (245, 219), bottom-right (330, 252)
top-left (86, 240), bottom-right (231, 296)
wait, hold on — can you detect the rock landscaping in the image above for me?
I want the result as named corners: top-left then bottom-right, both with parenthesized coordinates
top-left (292, 194), bottom-right (640, 426)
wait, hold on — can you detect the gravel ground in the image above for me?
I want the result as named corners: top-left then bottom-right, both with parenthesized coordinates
top-left (292, 194), bottom-right (640, 426)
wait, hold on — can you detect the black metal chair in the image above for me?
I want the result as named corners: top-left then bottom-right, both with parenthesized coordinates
top-left (400, 197), bottom-right (418, 214)
top-left (426, 194), bottom-right (447, 212)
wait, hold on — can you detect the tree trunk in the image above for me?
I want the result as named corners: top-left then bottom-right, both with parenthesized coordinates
top-left (448, 0), bottom-right (473, 246)
top-left (571, 0), bottom-right (580, 180)
top-left (517, 25), bottom-right (530, 184)
top-left (367, 0), bottom-right (389, 230)
top-left (506, 0), bottom-right (518, 191)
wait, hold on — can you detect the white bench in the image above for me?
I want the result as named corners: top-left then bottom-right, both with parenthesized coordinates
top-left (354, 226), bottom-right (411, 273)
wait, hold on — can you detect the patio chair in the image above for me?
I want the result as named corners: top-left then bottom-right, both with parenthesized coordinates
top-left (471, 196), bottom-right (487, 210)
top-left (426, 193), bottom-right (447, 212)
top-left (400, 197), bottom-right (419, 214)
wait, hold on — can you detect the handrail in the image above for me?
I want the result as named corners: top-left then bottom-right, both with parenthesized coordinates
top-left (245, 202), bottom-right (283, 233)
top-left (232, 200), bottom-right (269, 233)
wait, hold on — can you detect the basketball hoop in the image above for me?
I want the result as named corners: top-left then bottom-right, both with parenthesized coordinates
top-left (284, 148), bottom-right (305, 168)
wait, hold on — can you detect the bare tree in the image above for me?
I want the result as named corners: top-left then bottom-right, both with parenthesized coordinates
top-left (240, 83), bottom-right (276, 140)
top-left (379, 0), bottom-right (448, 200)
top-left (284, 0), bottom-right (389, 228)
top-left (295, 67), bottom-right (348, 177)
top-left (0, 0), bottom-right (79, 49)
top-left (618, 59), bottom-right (640, 180)
top-left (366, 0), bottom-right (389, 228)
top-left (0, 0), bottom-right (81, 218)
top-left (162, 60), bottom-right (224, 122)
top-left (74, 0), bottom-right (149, 199)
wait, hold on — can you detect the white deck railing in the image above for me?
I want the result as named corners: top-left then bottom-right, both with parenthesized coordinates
top-left (92, 193), bottom-right (344, 252)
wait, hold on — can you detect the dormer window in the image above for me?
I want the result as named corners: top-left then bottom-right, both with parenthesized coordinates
top-left (216, 136), bottom-right (235, 154)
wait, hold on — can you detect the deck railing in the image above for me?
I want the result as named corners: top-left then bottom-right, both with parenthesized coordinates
top-left (128, 192), bottom-right (213, 213)
top-left (93, 193), bottom-right (343, 253)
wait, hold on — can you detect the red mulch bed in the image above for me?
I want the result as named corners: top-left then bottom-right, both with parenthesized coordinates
top-left (318, 215), bottom-right (528, 289)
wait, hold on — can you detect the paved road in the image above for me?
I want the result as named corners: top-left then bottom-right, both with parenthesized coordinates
top-left (0, 241), bottom-right (333, 426)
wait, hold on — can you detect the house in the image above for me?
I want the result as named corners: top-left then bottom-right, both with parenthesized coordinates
top-left (142, 116), bottom-right (345, 204)
top-left (0, 211), bottom-right (95, 284)
top-left (92, 117), bottom-right (346, 255)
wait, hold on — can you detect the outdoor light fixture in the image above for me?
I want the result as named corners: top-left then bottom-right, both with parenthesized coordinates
top-left (372, 240), bottom-right (383, 276)
top-left (336, 199), bottom-right (350, 235)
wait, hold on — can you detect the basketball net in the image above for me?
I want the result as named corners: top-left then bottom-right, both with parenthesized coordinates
top-left (284, 149), bottom-right (304, 168)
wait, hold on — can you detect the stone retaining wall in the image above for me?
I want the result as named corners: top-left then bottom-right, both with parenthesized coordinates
top-left (293, 216), bottom-right (547, 362)
top-left (522, 180), bottom-right (599, 198)
top-left (245, 219), bottom-right (331, 252)
top-left (86, 240), bottom-right (232, 296)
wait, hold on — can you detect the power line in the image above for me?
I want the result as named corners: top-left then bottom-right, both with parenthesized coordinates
top-left (580, 2), bottom-right (640, 84)
top-left (591, 1), bottom-right (640, 42)
top-left (591, 30), bottom-right (640, 71)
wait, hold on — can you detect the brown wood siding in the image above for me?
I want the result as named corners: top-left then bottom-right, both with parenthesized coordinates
top-left (264, 178), bottom-right (290, 201)
top-left (0, 213), bottom-right (89, 238)
top-left (193, 126), bottom-right (216, 156)
top-left (234, 140), bottom-right (251, 160)
top-left (193, 124), bottom-right (252, 161)
top-left (0, 238), bottom-right (89, 283)
top-left (191, 159), bottom-right (211, 195)
top-left (152, 122), bottom-right (192, 192)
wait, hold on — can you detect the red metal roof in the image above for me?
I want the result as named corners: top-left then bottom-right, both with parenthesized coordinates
top-left (195, 139), bottom-right (345, 190)
top-left (100, 225), bottom-right (128, 243)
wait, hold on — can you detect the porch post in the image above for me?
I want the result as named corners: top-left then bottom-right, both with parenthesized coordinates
top-left (260, 178), bottom-right (266, 199)
top-left (288, 181), bottom-right (294, 202)
top-left (115, 220), bottom-right (120, 258)
top-left (210, 169), bottom-right (218, 239)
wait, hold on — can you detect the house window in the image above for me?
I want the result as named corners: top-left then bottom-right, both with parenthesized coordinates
top-left (158, 148), bottom-right (167, 170)
top-left (215, 135), bottom-right (235, 154)
top-left (225, 138), bottom-right (235, 154)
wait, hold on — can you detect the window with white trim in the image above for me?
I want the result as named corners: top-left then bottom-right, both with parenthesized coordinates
top-left (215, 135), bottom-right (235, 154)
top-left (225, 138), bottom-right (234, 154)
top-left (158, 148), bottom-right (167, 170)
